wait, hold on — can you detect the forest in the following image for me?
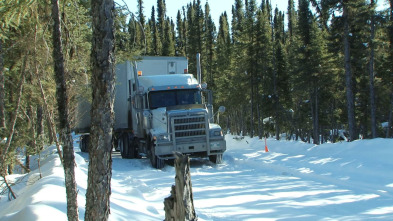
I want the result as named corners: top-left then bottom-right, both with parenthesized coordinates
top-left (0, 0), bottom-right (393, 220)
top-left (121, 0), bottom-right (393, 144)
top-left (1, 0), bottom-right (393, 177)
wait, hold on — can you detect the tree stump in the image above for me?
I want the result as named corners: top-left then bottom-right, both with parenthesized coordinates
top-left (164, 153), bottom-right (197, 221)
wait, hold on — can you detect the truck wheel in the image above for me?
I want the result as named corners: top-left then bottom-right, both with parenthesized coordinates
top-left (119, 135), bottom-right (127, 158)
top-left (80, 135), bottom-right (89, 153)
top-left (209, 154), bottom-right (223, 164)
top-left (149, 141), bottom-right (164, 169)
top-left (120, 133), bottom-right (136, 159)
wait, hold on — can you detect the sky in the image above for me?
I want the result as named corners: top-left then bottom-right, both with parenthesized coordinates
top-left (117, 0), bottom-right (288, 25)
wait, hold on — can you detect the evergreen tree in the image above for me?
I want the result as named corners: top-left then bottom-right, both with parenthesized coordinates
top-left (176, 10), bottom-right (186, 56)
top-left (368, 0), bottom-right (377, 137)
top-left (273, 8), bottom-right (289, 140)
top-left (203, 2), bottom-right (216, 87)
top-left (51, 0), bottom-right (79, 219)
top-left (162, 18), bottom-right (175, 56)
top-left (255, 5), bottom-right (273, 138)
top-left (85, 0), bottom-right (115, 219)
top-left (150, 6), bottom-right (161, 55)
top-left (245, 0), bottom-right (257, 137)
top-left (157, 0), bottom-right (166, 43)
top-left (137, 0), bottom-right (146, 29)
top-left (186, 0), bottom-right (204, 75)
top-left (215, 12), bottom-right (232, 109)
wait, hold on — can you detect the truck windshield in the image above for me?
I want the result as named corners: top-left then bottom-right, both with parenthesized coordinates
top-left (149, 89), bottom-right (202, 109)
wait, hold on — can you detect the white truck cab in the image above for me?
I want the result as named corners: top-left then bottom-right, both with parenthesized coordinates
top-left (76, 55), bottom-right (226, 169)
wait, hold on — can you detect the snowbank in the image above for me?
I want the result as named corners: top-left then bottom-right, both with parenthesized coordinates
top-left (1, 136), bottom-right (393, 220)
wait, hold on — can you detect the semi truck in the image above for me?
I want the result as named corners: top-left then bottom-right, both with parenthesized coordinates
top-left (75, 55), bottom-right (226, 169)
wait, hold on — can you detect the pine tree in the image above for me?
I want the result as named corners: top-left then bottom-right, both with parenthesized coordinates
top-left (368, 0), bottom-right (377, 137)
top-left (162, 18), bottom-right (175, 56)
top-left (137, 0), bottom-right (146, 29)
top-left (150, 6), bottom-right (161, 55)
top-left (85, 0), bottom-right (115, 219)
top-left (342, 0), bottom-right (357, 141)
top-left (51, 0), bottom-right (79, 219)
top-left (157, 0), bottom-right (166, 45)
top-left (204, 2), bottom-right (216, 87)
top-left (245, 0), bottom-right (257, 137)
top-left (255, 5), bottom-right (273, 138)
top-left (387, 0), bottom-right (393, 137)
top-left (176, 10), bottom-right (186, 56)
top-left (273, 8), bottom-right (289, 140)
top-left (186, 1), bottom-right (204, 75)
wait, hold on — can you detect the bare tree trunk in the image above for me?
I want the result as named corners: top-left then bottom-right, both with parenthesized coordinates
top-left (1, 173), bottom-right (16, 200)
top-left (85, 0), bottom-right (115, 220)
top-left (51, 0), bottom-right (79, 220)
top-left (311, 86), bottom-right (319, 144)
top-left (15, 157), bottom-right (30, 173)
top-left (387, 0), bottom-right (393, 138)
top-left (1, 59), bottom-right (25, 171)
top-left (35, 72), bottom-right (63, 161)
top-left (0, 59), bottom-right (26, 199)
top-left (369, 0), bottom-right (377, 138)
top-left (387, 94), bottom-right (393, 138)
top-left (250, 77), bottom-right (254, 138)
top-left (342, 0), bottom-right (357, 141)
top-left (164, 153), bottom-right (197, 221)
top-left (0, 40), bottom-right (5, 129)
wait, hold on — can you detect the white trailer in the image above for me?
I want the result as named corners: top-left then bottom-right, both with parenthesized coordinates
top-left (75, 55), bottom-right (226, 169)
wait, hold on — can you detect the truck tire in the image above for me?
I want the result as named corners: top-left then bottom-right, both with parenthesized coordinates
top-left (149, 140), bottom-right (164, 169)
top-left (209, 154), bottom-right (223, 164)
top-left (120, 133), bottom-right (136, 159)
top-left (80, 135), bottom-right (89, 153)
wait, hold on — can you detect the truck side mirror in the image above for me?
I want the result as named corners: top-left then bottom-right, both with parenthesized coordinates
top-left (218, 106), bottom-right (226, 113)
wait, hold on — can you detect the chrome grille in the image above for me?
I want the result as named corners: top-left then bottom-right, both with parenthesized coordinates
top-left (171, 114), bottom-right (207, 141)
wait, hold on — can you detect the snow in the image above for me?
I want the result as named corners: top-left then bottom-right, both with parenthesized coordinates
top-left (1, 135), bottom-right (393, 220)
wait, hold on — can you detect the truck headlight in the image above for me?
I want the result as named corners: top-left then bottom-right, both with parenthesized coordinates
top-left (210, 130), bottom-right (223, 137)
top-left (154, 134), bottom-right (169, 141)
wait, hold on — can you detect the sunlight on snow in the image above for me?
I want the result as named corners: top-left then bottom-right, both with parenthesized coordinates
top-left (298, 167), bottom-right (314, 174)
top-left (286, 193), bottom-right (379, 207)
top-left (309, 157), bottom-right (339, 165)
top-left (281, 155), bottom-right (305, 161)
top-left (363, 206), bottom-right (393, 215)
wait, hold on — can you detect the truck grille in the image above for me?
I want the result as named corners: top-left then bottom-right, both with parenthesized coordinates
top-left (171, 114), bottom-right (207, 141)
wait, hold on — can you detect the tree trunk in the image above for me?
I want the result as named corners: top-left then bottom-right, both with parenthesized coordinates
top-left (85, 0), bottom-right (115, 220)
top-left (387, 93), bottom-right (393, 138)
top-left (311, 86), bottom-right (319, 144)
top-left (1, 173), bottom-right (16, 200)
top-left (35, 72), bottom-right (63, 162)
top-left (250, 76), bottom-right (254, 138)
top-left (387, 0), bottom-right (393, 138)
top-left (164, 153), bottom-right (197, 221)
top-left (51, 0), bottom-right (79, 220)
top-left (1, 59), bottom-right (25, 175)
top-left (0, 40), bottom-right (5, 129)
top-left (369, 0), bottom-right (377, 138)
top-left (342, 1), bottom-right (357, 141)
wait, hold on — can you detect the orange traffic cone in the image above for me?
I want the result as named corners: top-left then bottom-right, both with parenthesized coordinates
top-left (264, 137), bottom-right (269, 152)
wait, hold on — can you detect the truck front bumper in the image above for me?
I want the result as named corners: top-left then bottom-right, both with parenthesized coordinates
top-left (155, 139), bottom-right (226, 159)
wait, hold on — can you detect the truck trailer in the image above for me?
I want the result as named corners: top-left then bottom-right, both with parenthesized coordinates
top-left (75, 55), bottom-right (226, 169)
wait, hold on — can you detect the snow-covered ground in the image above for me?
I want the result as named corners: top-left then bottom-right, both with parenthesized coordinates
top-left (1, 135), bottom-right (393, 220)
